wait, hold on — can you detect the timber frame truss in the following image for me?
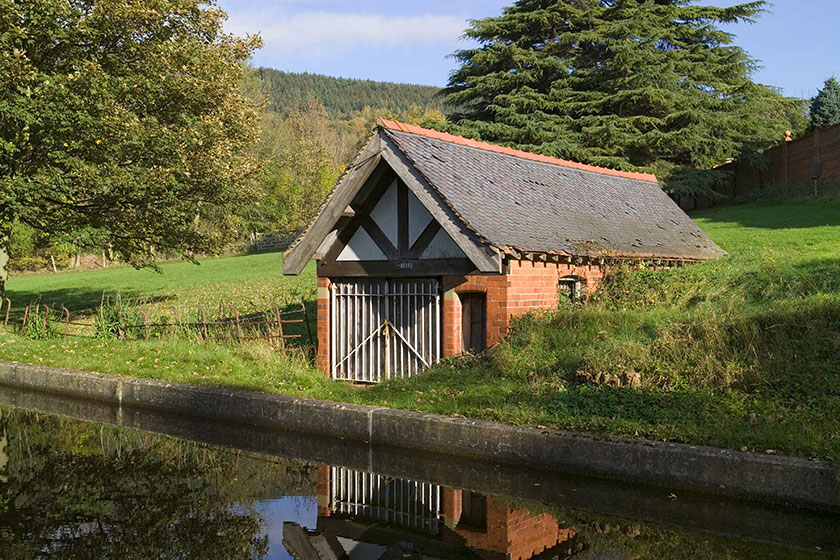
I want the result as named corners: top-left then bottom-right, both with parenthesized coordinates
top-left (284, 130), bottom-right (502, 277)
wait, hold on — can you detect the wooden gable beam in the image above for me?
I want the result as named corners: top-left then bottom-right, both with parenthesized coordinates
top-left (283, 134), bottom-right (383, 275)
top-left (379, 132), bottom-right (502, 274)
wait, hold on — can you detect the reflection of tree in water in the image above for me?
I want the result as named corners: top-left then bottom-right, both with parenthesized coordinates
top-left (0, 408), bottom-right (313, 560)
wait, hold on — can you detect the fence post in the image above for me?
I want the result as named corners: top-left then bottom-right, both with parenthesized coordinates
top-left (21, 305), bottom-right (29, 332)
top-left (3, 298), bottom-right (10, 326)
top-left (169, 307), bottom-right (180, 337)
top-left (118, 310), bottom-right (127, 340)
top-left (61, 306), bottom-right (70, 338)
top-left (272, 303), bottom-right (284, 352)
top-left (42, 305), bottom-right (50, 331)
top-left (198, 306), bottom-right (208, 340)
top-left (300, 301), bottom-right (314, 345)
top-left (137, 310), bottom-right (149, 339)
top-left (231, 305), bottom-right (243, 344)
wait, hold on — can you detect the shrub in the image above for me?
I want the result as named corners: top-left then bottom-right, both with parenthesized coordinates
top-left (9, 256), bottom-right (48, 272)
top-left (21, 305), bottom-right (55, 340)
top-left (93, 293), bottom-right (143, 340)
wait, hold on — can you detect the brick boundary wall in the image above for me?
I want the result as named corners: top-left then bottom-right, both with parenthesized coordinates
top-left (676, 123), bottom-right (840, 211)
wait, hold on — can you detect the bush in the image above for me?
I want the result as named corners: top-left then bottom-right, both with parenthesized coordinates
top-left (9, 256), bottom-right (48, 272)
top-left (93, 293), bottom-right (143, 340)
top-left (21, 305), bottom-right (55, 340)
top-left (738, 180), bottom-right (840, 204)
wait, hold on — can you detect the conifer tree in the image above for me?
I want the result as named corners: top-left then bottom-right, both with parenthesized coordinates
top-left (444, 0), bottom-right (802, 194)
top-left (810, 77), bottom-right (840, 130)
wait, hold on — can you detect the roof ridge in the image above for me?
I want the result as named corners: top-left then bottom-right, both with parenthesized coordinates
top-left (376, 118), bottom-right (658, 184)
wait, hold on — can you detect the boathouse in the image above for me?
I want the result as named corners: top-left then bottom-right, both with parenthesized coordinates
top-left (283, 119), bottom-right (723, 382)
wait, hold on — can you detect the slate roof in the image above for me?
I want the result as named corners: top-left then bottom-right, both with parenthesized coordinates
top-left (379, 120), bottom-right (724, 261)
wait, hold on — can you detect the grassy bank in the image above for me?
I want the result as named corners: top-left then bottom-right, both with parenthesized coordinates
top-left (2, 195), bottom-right (839, 460)
top-left (3, 252), bottom-right (316, 316)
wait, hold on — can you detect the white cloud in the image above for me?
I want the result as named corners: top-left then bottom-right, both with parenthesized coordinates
top-left (225, 11), bottom-right (468, 58)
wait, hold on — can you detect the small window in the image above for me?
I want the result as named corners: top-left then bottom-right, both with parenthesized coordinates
top-left (559, 276), bottom-right (584, 304)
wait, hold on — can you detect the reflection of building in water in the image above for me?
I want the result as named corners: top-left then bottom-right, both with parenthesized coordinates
top-left (441, 488), bottom-right (576, 560)
top-left (284, 465), bottom-right (580, 560)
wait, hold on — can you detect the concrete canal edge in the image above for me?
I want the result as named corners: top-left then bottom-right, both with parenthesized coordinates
top-left (0, 360), bottom-right (837, 511)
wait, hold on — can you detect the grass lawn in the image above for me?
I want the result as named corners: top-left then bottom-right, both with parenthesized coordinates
top-left (3, 252), bottom-right (316, 316)
top-left (2, 194), bottom-right (839, 460)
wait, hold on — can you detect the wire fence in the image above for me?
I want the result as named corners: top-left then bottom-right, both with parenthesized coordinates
top-left (0, 296), bottom-right (314, 351)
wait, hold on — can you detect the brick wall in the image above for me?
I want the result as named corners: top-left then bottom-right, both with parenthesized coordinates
top-left (316, 258), bottom-right (606, 375)
top-left (676, 123), bottom-right (840, 211)
top-left (316, 465), bottom-right (331, 517)
top-left (316, 277), bottom-right (330, 375)
top-left (443, 489), bottom-right (575, 560)
top-left (441, 274), bottom-right (509, 357)
top-left (442, 258), bottom-right (605, 358)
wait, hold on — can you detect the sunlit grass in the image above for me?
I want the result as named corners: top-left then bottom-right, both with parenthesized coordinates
top-left (2, 194), bottom-right (840, 459)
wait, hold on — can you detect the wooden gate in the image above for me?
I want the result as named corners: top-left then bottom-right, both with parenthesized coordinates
top-left (330, 279), bottom-right (440, 382)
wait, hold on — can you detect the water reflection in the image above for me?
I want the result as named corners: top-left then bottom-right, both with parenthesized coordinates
top-left (285, 465), bottom-right (582, 559)
top-left (0, 388), bottom-right (836, 559)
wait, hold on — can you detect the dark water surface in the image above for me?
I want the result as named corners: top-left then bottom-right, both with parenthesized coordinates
top-left (0, 386), bottom-right (836, 559)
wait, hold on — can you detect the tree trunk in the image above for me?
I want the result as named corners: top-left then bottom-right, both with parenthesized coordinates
top-left (0, 228), bottom-right (10, 300)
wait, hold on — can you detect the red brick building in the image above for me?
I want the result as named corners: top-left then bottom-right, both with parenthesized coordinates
top-left (284, 120), bottom-right (723, 382)
top-left (285, 465), bottom-right (580, 560)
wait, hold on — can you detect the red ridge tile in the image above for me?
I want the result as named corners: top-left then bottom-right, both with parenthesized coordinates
top-left (377, 118), bottom-right (658, 184)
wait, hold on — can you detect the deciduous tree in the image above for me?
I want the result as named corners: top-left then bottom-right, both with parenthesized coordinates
top-left (0, 0), bottom-right (262, 297)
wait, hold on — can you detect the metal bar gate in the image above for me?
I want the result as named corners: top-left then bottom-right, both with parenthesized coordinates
top-left (330, 465), bottom-right (443, 533)
top-left (330, 279), bottom-right (441, 382)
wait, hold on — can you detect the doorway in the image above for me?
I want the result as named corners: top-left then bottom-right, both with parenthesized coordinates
top-left (460, 293), bottom-right (486, 354)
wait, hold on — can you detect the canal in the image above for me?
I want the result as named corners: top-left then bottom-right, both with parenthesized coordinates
top-left (0, 386), bottom-right (836, 559)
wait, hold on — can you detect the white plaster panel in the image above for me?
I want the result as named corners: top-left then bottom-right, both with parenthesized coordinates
top-left (408, 189), bottom-right (433, 246)
top-left (421, 229), bottom-right (467, 259)
top-left (337, 228), bottom-right (387, 261)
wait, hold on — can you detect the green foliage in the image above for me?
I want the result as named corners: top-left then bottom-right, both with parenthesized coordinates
top-left (255, 68), bottom-right (442, 118)
top-left (246, 97), bottom-right (449, 235)
top-left (21, 305), bottom-right (54, 340)
top-left (247, 100), bottom-right (346, 233)
top-left (6, 220), bottom-right (101, 272)
top-left (92, 292), bottom-right (140, 340)
top-left (0, 409), bottom-right (315, 558)
top-left (0, 0), bottom-right (264, 298)
top-left (809, 76), bottom-right (840, 130)
top-left (443, 0), bottom-right (804, 195)
top-left (7, 222), bottom-right (34, 260)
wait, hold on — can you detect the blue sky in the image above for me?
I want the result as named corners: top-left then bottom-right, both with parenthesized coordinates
top-left (220, 0), bottom-right (839, 99)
